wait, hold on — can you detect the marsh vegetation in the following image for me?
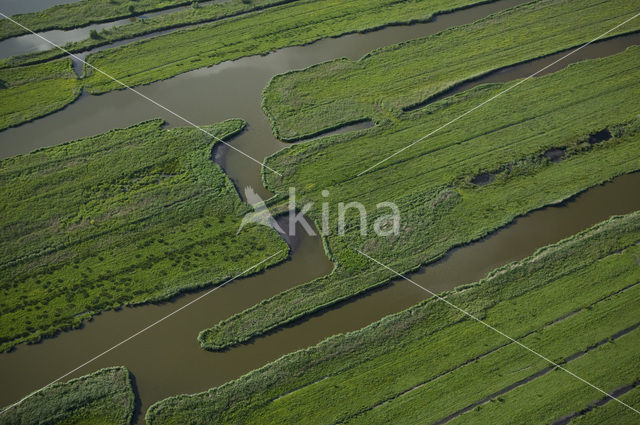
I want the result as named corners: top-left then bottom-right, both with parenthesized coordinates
top-left (0, 0), bottom-right (638, 422)
top-left (0, 367), bottom-right (135, 425)
top-left (0, 118), bottom-right (286, 351)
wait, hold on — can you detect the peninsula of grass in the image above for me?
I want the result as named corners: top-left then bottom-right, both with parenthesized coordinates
top-left (0, 58), bottom-right (80, 131)
top-left (0, 0), bottom-right (192, 41)
top-left (82, 0), bottom-right (503, 93)
top-left (262, 0), bottom-right (640, 140)
top-left (147, 211), bottom-right (640, 424)
top-left (198, 46), bottom-right (640, 351)
top-left (0, 118), bottom-right (287, 352)
top-left (0, 366), bottom-right (135, 425)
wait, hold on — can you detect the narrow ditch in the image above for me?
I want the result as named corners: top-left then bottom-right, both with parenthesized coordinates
top-left (551, 381), bottom-right (640, 425)
top-left (432, 322), bottom-right (640, 425)
top-left (331, 279), bottom-right (640, 425)
top-left (404, 32), bottom-right (640, 113)
top-left (469, 123), bottom-right (620, 187)
top-left (0, 0), bottom-right (229, 60)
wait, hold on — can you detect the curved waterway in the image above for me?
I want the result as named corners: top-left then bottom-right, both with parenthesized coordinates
top-left (1, 0), bottom-right (639, 422)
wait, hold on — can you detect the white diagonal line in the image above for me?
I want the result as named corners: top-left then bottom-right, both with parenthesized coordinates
top-left (357, 11), bottom-right (640, 177)
top-left (354, 248), bottom-right (640, 415)
top-left (0, 250), bottom-right (285, 416)
top-left (0, 11), bottom-right (282, 177)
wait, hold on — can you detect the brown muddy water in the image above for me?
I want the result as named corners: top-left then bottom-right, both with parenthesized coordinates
top-left (0, 0), bottom-right (639, 421)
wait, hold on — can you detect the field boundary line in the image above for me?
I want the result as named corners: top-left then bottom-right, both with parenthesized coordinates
top-left (0, 11), bottom-right (282, 177)
top-left (357, 10), bottom-right (640, 176)
top-left (354, 248), bottom-right (640, 415)
top-left (339, 279), bottom-right (640, 423)
top-left (0, 250), bottom-right (286, 416)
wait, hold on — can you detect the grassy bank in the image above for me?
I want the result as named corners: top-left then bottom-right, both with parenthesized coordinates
top-left (0, 366), bottom-right (135, 424)
top-left (82, 0), bottom-right (497, 93)
top-left (262, 0), bottom-right (640, 140)
top-left (198, 46), bottom-right (640, 350)
top-left (147, 211), bottom-right (640, 424)
top-left (0, 58), bottom-right (81, 131)
top-left (0, 118), bottom-right (287, 352)
top-left (0, 0), bottom-right (191, 41)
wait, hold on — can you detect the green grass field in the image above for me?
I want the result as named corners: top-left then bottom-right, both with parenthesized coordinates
top-left (262, 0), bottom-right (640, 140)
top-left (0, 366), bottom-right (135, 425)
top-left (198, 46), bottom-right (640, 351)
top-left (0, 58), bottom-right (80, 131)
top-left (82, 0), bottom-right (495, 93)
top-left (147, 211), bottom-right (640, 424)
top-left (0, 0), bottom-right (191, 41)
top-left (0, 118), bottom-right (287, 352)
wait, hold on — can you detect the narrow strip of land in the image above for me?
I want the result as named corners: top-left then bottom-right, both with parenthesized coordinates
top-left (0, 0), bottom-right (298, 68)
top-left (0, 0), bottom-right (193, 41)
top-left (0, 0), bottom-right (507, 131)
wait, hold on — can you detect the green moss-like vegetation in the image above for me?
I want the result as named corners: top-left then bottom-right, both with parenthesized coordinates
top-left (262, 0), bottom-right (640, 140)
top-left (0, 58), bottom-right (81, 131)
top-left (0, 366), bottom-right (135, 425)
top-left (0, 0), bottom-right (192, 41)
top-left (82, 0), bottom-right (496, 93)
top-left (0, 118), bottom-right (287, 352)
top-left (147, 211), bottom-right (640, 424)
top-left (9, 0), bottom-right (634, 133)
top-left (198, 46), bottom-right (640, 350)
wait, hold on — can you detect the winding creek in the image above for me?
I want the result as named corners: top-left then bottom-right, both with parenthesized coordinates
top-left (1, 0), bottom-right (640, 422)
